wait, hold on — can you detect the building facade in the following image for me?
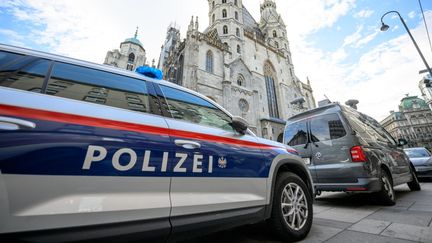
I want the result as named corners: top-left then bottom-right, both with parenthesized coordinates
top-left (159, 0), bottom-right (316, 141)
top-left (419, 74), bottom-right (432, 110)
top-left (381, 96), bottom-right (432, 149)
top-left (104, 28), bottom-right (147, 71)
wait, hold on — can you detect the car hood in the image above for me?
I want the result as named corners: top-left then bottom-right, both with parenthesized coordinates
top-left (410, 157), bottom-right (432, 166)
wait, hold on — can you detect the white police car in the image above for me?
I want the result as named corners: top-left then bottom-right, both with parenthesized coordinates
top-left (0, 44), bottom-right (314, 242)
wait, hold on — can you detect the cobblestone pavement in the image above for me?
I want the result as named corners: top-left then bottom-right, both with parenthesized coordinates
top-left (185, 181), bottom-right (432, 243)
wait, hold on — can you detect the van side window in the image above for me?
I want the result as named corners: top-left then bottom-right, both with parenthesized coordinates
top-left (0, 51), bottom-right (50, 93)
top-left (48, 62), bottom-right (150, 113)
top-left (159, 85), bottom-right (234, 132)
top-left (284, 121), bottom-right (308, 146)
top-left (310, 114), bottom-right (346, 142)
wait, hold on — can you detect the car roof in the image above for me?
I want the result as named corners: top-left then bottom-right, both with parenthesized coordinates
top-left (0, 43), bottom-right (235, 118)
top-left (287, 103), bottom-right (342, 122)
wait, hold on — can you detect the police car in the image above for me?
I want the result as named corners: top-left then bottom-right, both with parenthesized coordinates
top-left (0, 44), bottom-right (314, 242)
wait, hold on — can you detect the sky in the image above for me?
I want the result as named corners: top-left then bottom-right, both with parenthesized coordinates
top-left (0, 0), bottom-right (432, 121)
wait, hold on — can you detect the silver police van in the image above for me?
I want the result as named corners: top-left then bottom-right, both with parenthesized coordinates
top-left (0, 44), bottom-right (314, 242)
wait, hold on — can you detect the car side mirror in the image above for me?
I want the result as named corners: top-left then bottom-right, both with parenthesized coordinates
top-left (231, 116), bottom-right (249, 135)
top-left (398, 138), bottom-right (408, 147)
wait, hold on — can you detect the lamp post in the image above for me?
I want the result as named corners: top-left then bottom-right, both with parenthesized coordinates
top-left (380, 10), bottom-right (432, 77)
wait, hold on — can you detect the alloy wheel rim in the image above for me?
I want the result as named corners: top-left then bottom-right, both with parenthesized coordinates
top-left (382, 174), bottom-right (394, 199)
top-left (280, 182), bottom-right (308, 231)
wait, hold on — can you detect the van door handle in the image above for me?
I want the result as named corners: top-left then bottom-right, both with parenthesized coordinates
top-left (0, 116), bottom-right (36, 130)
top-left (174, 139), bottom-right (201, 149)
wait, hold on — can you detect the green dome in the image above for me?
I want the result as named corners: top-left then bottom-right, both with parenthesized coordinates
top-left (399, 96), bottom-right (428, 111)
top-left (122, 37), bottom-right (143, 47)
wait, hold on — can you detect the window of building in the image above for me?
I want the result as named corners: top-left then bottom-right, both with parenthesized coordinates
top-left (235, 11), bottom-right (239, 20)
top-left (310, 114), bottom-right (346, 142)
top-left (234, 0), bottom-right (238, 6)
top-left (222, 9), bottom-right (227, 18)
top-left (275, 41), bottom-right (279, 48)
top-left (128, 53), bottom-right (135, 63)
top-left (222, 0), bottom-right (226, 3)
top-left (206, 50), bottom-right (214, 73)
top-left (159, 85), bottom-right (234, 132)
top-left (237, 75), bottom-right (244, 86)
top-left (236, 28), bottom-right (240, 37)
top-left (237, 45), bottom-right (241, 54)
top-left (284, 120), bottom-right (308, 146)
top-left (264, 62), bottom-right (279, 118)
top-left (212, 14), bottom-right (215, 24)
top-left (0, 51), bottom-right (51, 93)
top-left (212, 1), bottom-right (215, 8)
top-left (223, 25), bottom-right (228, 34)
top-left (126, 63), bottom-right (134, 71)
top-left (273, 30), bottom-right (277, 37)
top-left (47, 62), bottom-right (150, 113)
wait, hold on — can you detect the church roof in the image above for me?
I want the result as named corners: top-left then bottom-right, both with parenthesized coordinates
top-left (121, 27), bottom-right (144, 50)
top-left (242, 5), bottom-right (265, 41)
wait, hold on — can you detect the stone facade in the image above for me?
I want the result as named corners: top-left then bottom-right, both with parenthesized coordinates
top-left (159, 0), bottom-right (316, 141)
top-left (104, 28), bottom-right (147, 71)
top-left (381, 96), bottom-right (432, 149)
top-left (419, 74), bottom-right (432, 110)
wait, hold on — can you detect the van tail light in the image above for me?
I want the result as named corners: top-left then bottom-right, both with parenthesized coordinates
top-left (287, 148), bottom-right (299, 155)
top-left (350, 146), bottom-right (367, 162)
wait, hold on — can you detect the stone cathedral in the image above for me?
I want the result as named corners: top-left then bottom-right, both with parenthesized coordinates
top-left (159, 0), bottom-right (316, 142)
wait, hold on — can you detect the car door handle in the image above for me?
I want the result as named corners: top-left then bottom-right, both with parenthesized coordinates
top-left (174, 139), bottom-right (201, 149)
top-left (0, 116), bottom-right (36, 130)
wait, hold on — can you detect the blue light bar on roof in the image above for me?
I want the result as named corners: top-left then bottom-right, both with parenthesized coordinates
top-left (135, 66), bottom-right (163, 80)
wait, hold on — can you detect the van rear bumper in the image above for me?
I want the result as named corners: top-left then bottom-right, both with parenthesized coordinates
top-left (314, 177), bottom-right (381, 192)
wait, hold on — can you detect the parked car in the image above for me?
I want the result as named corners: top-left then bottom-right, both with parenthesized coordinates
top-left (283, 103), bottom-right (421, 205)
top-left (404, 147), bottom-right (432, 179)
top-left (0, 44), bottom-right (314, 242)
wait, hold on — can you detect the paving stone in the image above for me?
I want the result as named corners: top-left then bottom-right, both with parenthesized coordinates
top-left (299, 224), bottom-right (343, 243)
top-left (326, 230), bottom-right (416, 243)
top-left (313, 205), bottom-right (332, 214)
top-left (313, 218), bottom-right (352, 229)
top-left (314, 206), bottom-right (378, 223)
top-left (381, 223), bottom-right (432, 242)
top-left (348, 219), bottom-right (391, 235)
top-left (409, 202), bottom-right (432, 212)
top-left (367, 208), bottom-right (432, 227)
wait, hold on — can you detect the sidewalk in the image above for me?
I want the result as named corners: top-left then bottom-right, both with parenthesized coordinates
top-left (303, 182), bottom-right (432, 243)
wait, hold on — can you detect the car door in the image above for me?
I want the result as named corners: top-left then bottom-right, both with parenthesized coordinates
top-left (309, 113), bottom-right (355, 184)
top-left (284, 119), bottom-right (316, 182)
top-left (155, 84), bottom-right (269, 222)
top-left (0, 53), bottom-right (171, 234)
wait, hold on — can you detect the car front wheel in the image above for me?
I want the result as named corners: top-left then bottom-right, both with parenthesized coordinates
top-left (268, 172), bottom-right (313, 242)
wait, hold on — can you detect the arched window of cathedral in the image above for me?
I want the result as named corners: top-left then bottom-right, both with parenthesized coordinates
top-left (275, 41), bottom-right (279, 48)
top-left (222, 9), bottom-right (227, 18)
top-left (222, 0), bottom-right (226, 3)
top-left (236, 28), bottom-right (240, 37)
top-left (235, 11), bottom-right (238, 20)
top-left (234, 0), bottom-right (238, 6)
top-left (212, 1), bottom-right (215, 8)
top-left (223, 25), bottom-right (228, 34)
top-left (128, 53), bottom-right (135, 63)
top-left (237, 75), bottom-right (244, 86)
top-left (273, 30), bottom-right (277, 37)
top-left (264, 61), bottom-right (279, 118)
top-left (212, 14), bottom-right (215, 24)
top-left (176, 55), bottom-right (184, 86)
top-left (206, 50), bottom-right (214, 73)
top-left (237, 45), bottom-right (241, 54)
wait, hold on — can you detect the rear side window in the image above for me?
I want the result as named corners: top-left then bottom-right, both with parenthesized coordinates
top-left (0, 51), bottom-right (50, 93)
top-left (48, 62), bottom-right (150, 113)
top-left (159, 85), bottom-right (234, 132)
top-left (310, 113), bottom-right (346, 142)
top-left (284, 121), bottom-right (308, 146)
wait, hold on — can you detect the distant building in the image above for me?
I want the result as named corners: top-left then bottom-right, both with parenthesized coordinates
top-left (381, 95), bottom-right (432, 149)
top-left (104, 28), bottom-right (147, 71)
top-left (419, 74), bottom-right (432, 110)
top-left (158, 0), bottom-right (316, 141)
top-left (158, 24), bottom-right (181, 70)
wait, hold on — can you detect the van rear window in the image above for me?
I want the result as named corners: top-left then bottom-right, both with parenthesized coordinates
top-left (310, 113), bottom-right (346, 142)
top-left (284, 121), bottom-right (308, 146)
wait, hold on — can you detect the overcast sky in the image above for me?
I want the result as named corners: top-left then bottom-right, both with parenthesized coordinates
top-left (1, 0), bottom-right (432, 121)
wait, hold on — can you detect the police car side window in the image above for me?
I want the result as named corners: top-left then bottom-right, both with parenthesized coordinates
top-left (159, 85), bottom-right (235, 132)
top-left (0, 51), bottom-right (50, 93)
top-left (48, 62), bottom-right (150, 113)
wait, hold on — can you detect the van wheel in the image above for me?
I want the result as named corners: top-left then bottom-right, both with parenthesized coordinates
top-left (376, 170), bottom-right (396, 206)
top-left (407, 165), bottom-right (421, 191)
top-left (268, 172), bottom-right (313, 241)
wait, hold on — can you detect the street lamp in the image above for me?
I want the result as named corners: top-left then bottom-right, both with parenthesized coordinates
top-left (380, 10), bottom-right (432, 78)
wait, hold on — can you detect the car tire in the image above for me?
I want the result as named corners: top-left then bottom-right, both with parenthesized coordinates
top-left (376, 170), bottom-right (396, 206)
top-left (268, 172), bottom-right (313, 242)
top-left (407, 165), bottom-right (421, 191)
